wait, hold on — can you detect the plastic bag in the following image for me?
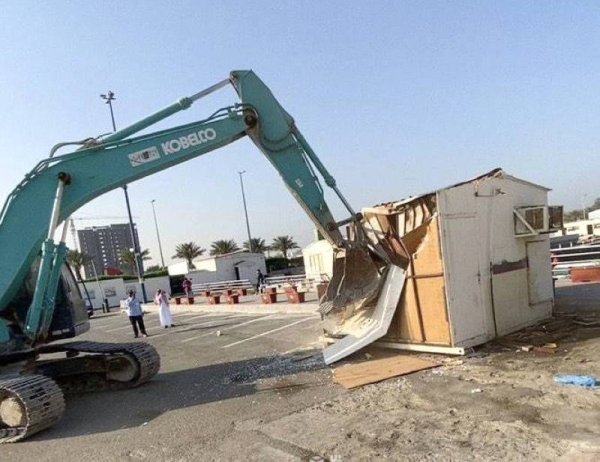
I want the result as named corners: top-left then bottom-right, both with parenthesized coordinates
top-left (553, 374), bottom-right (597, 388)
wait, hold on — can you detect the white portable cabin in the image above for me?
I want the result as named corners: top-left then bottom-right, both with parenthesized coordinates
top-left (362, 169), bottom-right (563, 353)
top-left (185, 251), bottom-right (266, 285)
top-left (302, 240), bottom-right (335, 280)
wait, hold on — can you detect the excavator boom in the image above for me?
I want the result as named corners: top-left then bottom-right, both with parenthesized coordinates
top-left (0, 71), bottom-right (389, 349)
top-left (0, 70), bottom-right (406, 442)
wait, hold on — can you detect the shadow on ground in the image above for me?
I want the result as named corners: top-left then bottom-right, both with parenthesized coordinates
top-left (31, 350), bottom-right (326, 442)
top-left (555, 281), bottom-right (600, 313)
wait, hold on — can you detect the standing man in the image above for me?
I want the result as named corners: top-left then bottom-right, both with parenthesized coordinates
top-left (182, 277), bottom-right (193, 297)
top-left (126, 290), bottom-right (148, 338)
top-left (154, 289), bottom-right (174, 329)
top-left (255, 269), bottom-right (266, 293)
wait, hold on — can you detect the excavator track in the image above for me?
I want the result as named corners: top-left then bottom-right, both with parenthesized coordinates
top-left (0, 374), bottom-right (65, 443)
top-left (0, 342), bottom-right (159, 444)
top-left (36, 341), bottom-right (160, 394)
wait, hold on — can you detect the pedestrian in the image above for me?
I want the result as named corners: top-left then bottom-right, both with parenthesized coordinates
top-left (125, 290), bottom-right (148, 338)
top-left (154, 289), bottom-right (174, 328)
top-left (182, 277), bottom-right (193, 297)
top-left (256, 269), bottom-right (266, 293)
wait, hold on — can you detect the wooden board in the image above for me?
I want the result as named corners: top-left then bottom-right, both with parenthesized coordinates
top-left (332, 355), bottom-right (439, 389)
top-left (386, 218), bottom-right (451, 344)
top-left (408, 277), bottom-right (449, 343)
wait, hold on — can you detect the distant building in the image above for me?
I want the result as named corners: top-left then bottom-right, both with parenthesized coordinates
top-left (77, 224), bottom-right (139, 279)
top-left (552, 215), bottom-right (600, 240)
top-left (550, 234), bottom-right (579, 249)
top-left (302, 239), bottom-right (334, 280)
top-left (168, 251), bottom-right (266, 285)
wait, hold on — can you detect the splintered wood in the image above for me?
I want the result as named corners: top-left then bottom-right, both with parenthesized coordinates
top-left (333, 355), bottom-right (439, 389)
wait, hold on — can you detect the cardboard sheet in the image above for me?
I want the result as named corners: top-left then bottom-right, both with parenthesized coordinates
top-left (333, 354), bottom-right (438, 389)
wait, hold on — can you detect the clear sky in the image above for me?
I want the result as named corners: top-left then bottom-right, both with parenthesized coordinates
top-left (1, 1), bottom-right (598, 267)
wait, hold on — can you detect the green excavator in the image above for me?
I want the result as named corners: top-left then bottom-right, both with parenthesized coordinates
top-left (0, 71), bottom-right (405, 442)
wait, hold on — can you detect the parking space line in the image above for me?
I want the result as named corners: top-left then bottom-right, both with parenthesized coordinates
top-left (101, 311), bottom-right (209, 332)
top-left (180, 314), bottom-right (277, 343)
top-left (145, 316), bottom-right (240, 340)
top-left (171, 313), bottom-right (210, 323)
top-left (144, 315), bottom-right (218, 332)
top-left (222, 317), bottom-right (314, 349)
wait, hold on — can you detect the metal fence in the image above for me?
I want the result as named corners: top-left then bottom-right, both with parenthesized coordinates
top-left (264, 273), bottom-right (330, 290)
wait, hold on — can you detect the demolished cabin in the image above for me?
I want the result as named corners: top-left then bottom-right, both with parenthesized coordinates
top-left (360, 168), bottom-right (563, 354)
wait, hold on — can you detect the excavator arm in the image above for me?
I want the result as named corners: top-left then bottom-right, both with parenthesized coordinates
top-left (0, 70), bottom-right (388, 349)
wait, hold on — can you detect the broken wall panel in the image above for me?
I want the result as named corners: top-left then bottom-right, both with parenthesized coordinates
top-left (363, 196), bottom-right (451, 347)
top-left (384, 218), bottom-right (450, 345)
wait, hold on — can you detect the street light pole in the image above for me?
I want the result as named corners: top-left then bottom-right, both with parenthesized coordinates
top-left (151, 200), bottom-right (166, 268)
top-left (123, 185), bottom-right (147, 302)
top-left (100, 91), bottom-right (147, 302)
top-left (100, 91), bottom-right (117, 132)
top-left (237, 171), bottom-right (253, 252)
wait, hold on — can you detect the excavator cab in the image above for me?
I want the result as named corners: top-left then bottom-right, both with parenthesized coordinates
top-left (3, 259), bottom-right (89, 348)
top-left (49, 265), bottom-right (90, 340)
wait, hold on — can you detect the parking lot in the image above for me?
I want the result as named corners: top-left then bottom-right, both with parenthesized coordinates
top-left (5, 308), bottom-right (343, 462)
top-left (5, 285), bottom-right (599, 461)
top-left (94, 309), bottom-right (319, 349)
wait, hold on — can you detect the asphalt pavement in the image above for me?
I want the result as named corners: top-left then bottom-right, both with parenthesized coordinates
top-left (5, 308), bottom-right (342, 461)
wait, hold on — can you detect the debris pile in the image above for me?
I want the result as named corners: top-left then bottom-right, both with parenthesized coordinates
top-left (228, 350), bottom-right (326, 385)
top-left (494, 314), bottom-right (599, 352)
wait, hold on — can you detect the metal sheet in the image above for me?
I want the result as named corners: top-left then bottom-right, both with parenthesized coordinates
top-left (322, 265), bottom-right (406, 365)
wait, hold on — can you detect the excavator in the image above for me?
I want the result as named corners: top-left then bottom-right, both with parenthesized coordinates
top-left (0, 70), bottom-right (405, 442)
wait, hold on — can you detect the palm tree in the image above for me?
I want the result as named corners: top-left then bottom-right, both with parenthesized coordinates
top-left (243, 237), bottom-right (270, 253)
top-left (210, 239), bottom-right (240, 256)
top-left (66, 250), bottom-right (93, 281)
top-left (120, 248), bottom-right (151, 274)
top-left (271, 235), bottom-right (300, 259)
top-left (172, 242), bottom-right (205, 269)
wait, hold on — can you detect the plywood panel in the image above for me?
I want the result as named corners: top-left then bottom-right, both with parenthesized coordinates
top-left (411, 219), bottom-right (444, 275)
top-left (396, 272), bottom-right (425, 341)
top-left (414, 277), bottom-right (450, 343)
top-left (333, 355), bottom-right (439, 389)
top-left (384, 218), bottom-right (451, 345)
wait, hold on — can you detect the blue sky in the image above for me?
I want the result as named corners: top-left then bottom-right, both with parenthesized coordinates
top-left (1, 1), bottom-right (598, 266)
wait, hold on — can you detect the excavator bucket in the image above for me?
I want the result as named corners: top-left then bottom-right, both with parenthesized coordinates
top-left (322, 264), bottom-right (406, 365)
top-left (320, 194), bottom-right (439, 364)
top-left (319, 244), bottom-right (381, 318)
top-left (319, 229), bottom-right (408, 365)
